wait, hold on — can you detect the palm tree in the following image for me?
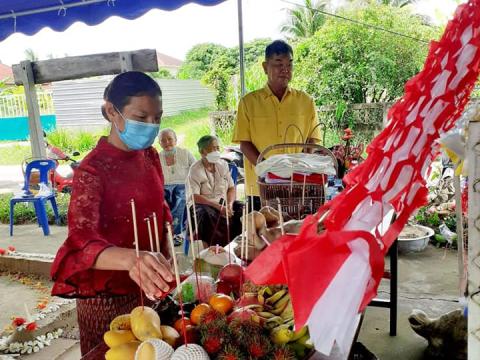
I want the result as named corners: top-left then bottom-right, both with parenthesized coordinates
top-left (281, 0), bottom-right (328, 40)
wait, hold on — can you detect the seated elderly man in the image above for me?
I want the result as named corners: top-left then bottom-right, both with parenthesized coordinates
top-left (187, 135), bottom-right (243, 247)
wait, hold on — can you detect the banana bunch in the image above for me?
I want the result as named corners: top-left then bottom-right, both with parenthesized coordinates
top-left (254, 286), bottom-right (314, 357)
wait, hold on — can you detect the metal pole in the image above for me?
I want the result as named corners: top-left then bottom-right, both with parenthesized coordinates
top-left (453, 173), bottom-right (465, 293)
top-left (468, 119), bottom-right (480, 358)
top-left (237, 0), bottom-right (246, 97)
top-left (19, 60), bottom-right (46, 158)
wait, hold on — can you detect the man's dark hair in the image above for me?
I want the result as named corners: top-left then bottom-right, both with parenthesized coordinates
top-left (197, 135), bottom-right (217, 153)
top-left (265, 40), bottom-right (293, 60)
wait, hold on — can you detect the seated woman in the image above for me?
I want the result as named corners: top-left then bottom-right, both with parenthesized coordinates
top-left (50, 71), bottom-right (174, 356)
top-left (187, 135), bottom-right (243, 247)
top-left (158, 128), bottom-right (195, 245)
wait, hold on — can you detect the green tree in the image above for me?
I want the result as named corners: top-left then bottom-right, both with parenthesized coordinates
top-left (281, 0), bottom-right (328, 40)
top-left (177, 43), bottom-right (227, 79)
top-left (293, 4), bottom-right (439, 105)
top-left (203, 68), bottom-right (230, 110)
top-left (149, 69), bottom-right (174, 79)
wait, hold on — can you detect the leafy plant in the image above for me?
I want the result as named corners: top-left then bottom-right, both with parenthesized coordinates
top-left (293, 4), bottom-right (440, 105)
top-left (0, 193), bottom-right (70, 225)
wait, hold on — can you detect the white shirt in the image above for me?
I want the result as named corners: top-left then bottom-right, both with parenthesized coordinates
top-left (159, 147), bottom-right (196, 185)
top-left (187, 159), bottom-right (234, 204)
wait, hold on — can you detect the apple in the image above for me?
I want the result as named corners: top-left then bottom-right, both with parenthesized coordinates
top-left (227, 308), bottom-right (256, 323)
top-left (216, 280), bottom-right (234, 296)
top-left (218, 263), bottom-right (244, 285)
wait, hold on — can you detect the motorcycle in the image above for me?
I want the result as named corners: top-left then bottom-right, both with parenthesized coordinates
top-left (51, 151), bottom-right (80, 193)
top-left (221, 145), bottom-right (244, 184)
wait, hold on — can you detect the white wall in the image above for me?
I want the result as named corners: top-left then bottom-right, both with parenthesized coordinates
top-left (52, 77), bottom-right (214, 129)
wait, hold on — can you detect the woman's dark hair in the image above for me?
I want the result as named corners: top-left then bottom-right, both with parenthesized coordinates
top-left (265, 40), bottom-right (293, 60)
top-left (103, 71), bottom-right (161, 114)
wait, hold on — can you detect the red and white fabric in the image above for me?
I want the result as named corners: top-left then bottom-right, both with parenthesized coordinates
top-left (246, 1), bottom-right (480, 357)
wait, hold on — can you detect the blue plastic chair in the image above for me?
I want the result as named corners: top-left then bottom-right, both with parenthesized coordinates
top-left (10, 159), bottom-right (60, 236)
top-left (228, 162), bottom-right (239, 186)
top-left (183, 163), bottom-right (240, 254)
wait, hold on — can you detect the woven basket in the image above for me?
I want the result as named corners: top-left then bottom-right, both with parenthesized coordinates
top-left (257, 143), bottom-right (337, 219)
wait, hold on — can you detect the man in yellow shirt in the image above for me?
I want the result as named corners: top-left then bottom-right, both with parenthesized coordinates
top-left (232, 40), bottom-right (321, 208)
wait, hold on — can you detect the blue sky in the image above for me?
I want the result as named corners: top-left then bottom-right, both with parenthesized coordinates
top-left (0, 0), bottom-right (463, 66)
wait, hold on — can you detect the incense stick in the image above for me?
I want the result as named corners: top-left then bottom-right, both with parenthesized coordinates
top-left (290, 163), bottom-right (294, 192)
top-left (224, 188), bottom-right (231, 263)
top-left (188, 179), bottom-right (200, 257)
top-left (276, 197), bottom-right (285, 235)
top-left (130, 199), bottom-right (143, 308)
top-left (302, 173), bottom-right (307, 207)
top-left (245, 198), bottom-right (249, 263)
top-left (250, 188), bottom-right (254, 263)
top-left (131, 199), bottom-right (140, 257)
top-left (260, 234), bottom-right (271, 247)
top-left (167, 222), bottom-right (181, 292)
top-left (241, 204), bottom-right (246, 260)
top-left (152, 212), bottom-right (160, 253)
top-left (146, 218), bottom-right (154, 252)
top-left (185, 200), bottom-right (196, 260)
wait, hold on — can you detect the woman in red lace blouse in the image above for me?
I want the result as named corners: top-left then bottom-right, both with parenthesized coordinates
top-left (51, 72), bottom-right (174, 355)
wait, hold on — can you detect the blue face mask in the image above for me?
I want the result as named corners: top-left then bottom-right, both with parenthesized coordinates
top-left (113, 107), bottom-right (160, 150)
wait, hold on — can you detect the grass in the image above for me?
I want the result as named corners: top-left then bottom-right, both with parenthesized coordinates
top-left (0, 143), bottom-right (32, 165)
top-left (157, 107), bottom-right (213, 158)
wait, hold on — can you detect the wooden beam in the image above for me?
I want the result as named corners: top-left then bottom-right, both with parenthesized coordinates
top-left (13, 49), bottom-right (158, 85)
top-left (18, 61), bottom-right (46, 158)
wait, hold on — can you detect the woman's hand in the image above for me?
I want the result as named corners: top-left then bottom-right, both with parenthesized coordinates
top-left (128, 251), bottom-right (174, 299)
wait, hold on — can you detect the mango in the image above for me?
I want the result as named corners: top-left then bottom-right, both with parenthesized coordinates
top-left (105, 341), bottom-right (140, 360)
top-left (104, 329), bottom-right (136, 348)
top-left (160, 325), bottom-right (180, 347)
top-left (110, 314), bottom-right (131, 331)
top-left (130, 306), bottom-right (162, 341)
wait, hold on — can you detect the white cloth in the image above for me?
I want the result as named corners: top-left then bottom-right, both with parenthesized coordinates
top-left (255, 153), bottom-right (336, 178)
top-left (159, 147), bottom-right (196, 185)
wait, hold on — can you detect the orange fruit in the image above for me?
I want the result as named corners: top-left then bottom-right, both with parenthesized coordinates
top-left (209, 294), bottom-right (234, 315)
top-left (174, 318), bottom-right (192, 333)
top-left (190, 303), bottom-right (211, 325)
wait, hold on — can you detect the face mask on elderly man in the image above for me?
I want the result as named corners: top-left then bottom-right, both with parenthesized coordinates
top-left (206, 151), bottom-right (221, 164)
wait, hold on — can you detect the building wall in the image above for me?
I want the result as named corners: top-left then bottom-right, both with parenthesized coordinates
top-left (52, 77), bottom-right (214, 129)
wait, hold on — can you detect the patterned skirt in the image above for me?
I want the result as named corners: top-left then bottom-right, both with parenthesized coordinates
top-left (77, 293), bottom-right (149, 356)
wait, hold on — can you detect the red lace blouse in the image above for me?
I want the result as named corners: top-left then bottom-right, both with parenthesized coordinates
top-left (51, 137), bottom-right (172, 298)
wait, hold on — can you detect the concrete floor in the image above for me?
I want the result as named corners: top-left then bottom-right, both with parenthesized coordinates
top-left (359, 246), bottom-right (461, 360)
top-left (0, 224), bottom-right (463, 360)
top-left (0, 165), bottom-right (23, 194)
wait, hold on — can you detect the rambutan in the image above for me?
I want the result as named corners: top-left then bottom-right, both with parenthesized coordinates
top-left (200, 308), bottom-right (227, 326)
top-left (270, 346), bottom-right (296, 360)
top-left (246, 334), bottom-right (272, 358)
top-left (201, 334), bottom-right (223, 355)
top-left (229, 319), bottom-right (263, 339)
top-left (218, 345), bottom-right (246, 360)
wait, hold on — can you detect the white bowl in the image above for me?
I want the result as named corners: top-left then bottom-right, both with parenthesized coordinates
top-left (398, 225), bottom-right (434, 253)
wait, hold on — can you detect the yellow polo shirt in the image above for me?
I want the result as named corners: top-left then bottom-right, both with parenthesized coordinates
top-left (232, 85), bottom-right (321, 196)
